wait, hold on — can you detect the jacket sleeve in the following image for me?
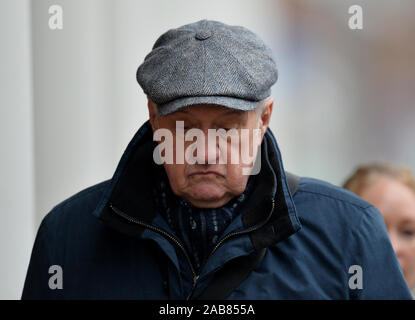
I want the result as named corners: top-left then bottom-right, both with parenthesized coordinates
top-left (349, 205), bottom-right (413, 299)
top-left (21, 215), bottom-right (62, 300)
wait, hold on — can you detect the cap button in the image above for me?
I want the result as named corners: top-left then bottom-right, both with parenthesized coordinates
top-left (195, 30), bottom-right (212, 40)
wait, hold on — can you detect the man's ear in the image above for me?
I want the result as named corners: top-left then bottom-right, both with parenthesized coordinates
top-left (260, 98), bottom-right (274, 138)
top-left (147, 98), bottom-right (158, 132)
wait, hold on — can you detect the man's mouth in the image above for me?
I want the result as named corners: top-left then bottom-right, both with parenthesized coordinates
top-left (189, 171), bottom-right (223, 177)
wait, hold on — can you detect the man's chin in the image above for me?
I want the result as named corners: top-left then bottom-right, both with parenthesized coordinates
top-left (185, 184), bottom-right (230, 208)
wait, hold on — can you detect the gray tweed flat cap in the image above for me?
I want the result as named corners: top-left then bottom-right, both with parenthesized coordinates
top-left (136, 19), bottom-right (278, 116)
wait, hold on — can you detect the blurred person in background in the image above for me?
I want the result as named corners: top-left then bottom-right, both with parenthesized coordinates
top-left (343, 164), bottom-right (415, 295)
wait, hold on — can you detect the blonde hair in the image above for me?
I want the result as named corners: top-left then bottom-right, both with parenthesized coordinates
top-left (343, 163), bottom-right (415, 196)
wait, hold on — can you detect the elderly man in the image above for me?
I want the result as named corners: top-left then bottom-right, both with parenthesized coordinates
top-left (22, 20), bottom-right (412, 300)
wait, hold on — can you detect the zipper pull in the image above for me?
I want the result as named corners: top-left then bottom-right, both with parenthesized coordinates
top-left (186, 275), bottom-right (199, 300)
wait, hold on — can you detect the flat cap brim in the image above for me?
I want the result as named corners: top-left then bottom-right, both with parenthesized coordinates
top-left (157, 95), bottom-right (263, 116)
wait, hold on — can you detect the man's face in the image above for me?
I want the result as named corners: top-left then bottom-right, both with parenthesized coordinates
top-left (148, 99), bottom-right (272, 208)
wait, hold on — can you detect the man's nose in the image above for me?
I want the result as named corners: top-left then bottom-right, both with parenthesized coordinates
top-left (195, 131), bottom-right (220, 164)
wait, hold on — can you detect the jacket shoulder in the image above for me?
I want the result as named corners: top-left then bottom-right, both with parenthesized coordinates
top-left (296, 176), bottom-right (372, 210)
top-left (22, 180), bottom-right (112, 299)
top-left (292, 176), bottom-right (377, 232)
top-left (41, 180), bottom-right (111, 229)
top-left (285, 176), bottom-right (412, 299)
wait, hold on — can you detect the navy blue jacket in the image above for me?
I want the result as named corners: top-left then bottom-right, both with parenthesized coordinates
top-left (22, 121), bottom-right (412, 299)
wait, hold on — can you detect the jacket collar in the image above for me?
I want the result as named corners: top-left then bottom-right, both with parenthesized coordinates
top-left (92, 120), bottom-right (301, 249)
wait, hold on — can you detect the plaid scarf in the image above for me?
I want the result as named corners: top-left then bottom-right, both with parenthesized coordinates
top-left (153, 166), bottom-right (254, 274)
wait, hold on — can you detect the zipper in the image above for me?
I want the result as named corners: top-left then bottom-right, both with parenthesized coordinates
top-left (204, 199), bottom-right (275, 265)
top-left (186, 199), bottom-right (275, 300)
top-left (109, 199), bottom-right (275, 300)
top-left (109, 204), bottom-right (198, 280)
